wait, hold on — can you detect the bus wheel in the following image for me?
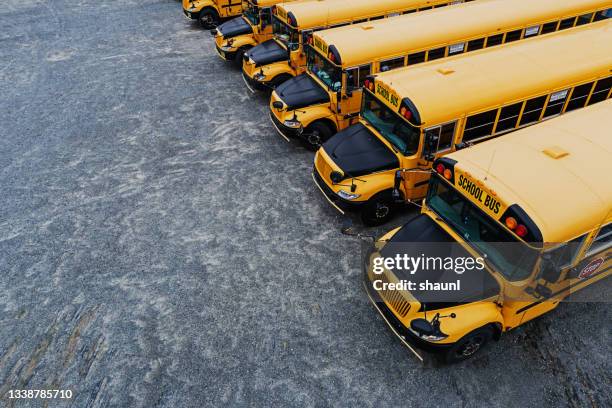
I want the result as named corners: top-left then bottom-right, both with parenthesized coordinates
top-left (305, 121), bottom-right (333, 150)
top-left (361, 196), bottom-right (394, 226)
top-left (199, 9), bottom-right (219, 29)
top-left (443, 326), bottom-right (494, 364)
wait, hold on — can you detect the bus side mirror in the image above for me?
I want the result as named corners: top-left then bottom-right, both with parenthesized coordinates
top-left (540, 254), bottom-right (561, 283)
top-left (422, 132), bottom-right (438, 162)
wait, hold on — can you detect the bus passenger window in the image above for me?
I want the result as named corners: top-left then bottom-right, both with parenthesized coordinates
top-left (586, 224), bottom-right (611, 256)
top-left (407, 51), bottom-right (426, 65)
top-left (495, 102), bottom-right (522, 133)
top-left (558, 17), bottom-right (576, 30)
top-left (519, 95), bottom-right (547, 126)
top-left (587, 77), bottom-right (612, 105)
top-left (504, 29), bottom-right (522, 43)
top-left (541, 21), bottom-right (558, 34)
top-left (402, 9), bottom-right (416, 14)
top-left (427, 47), bottom-right (445, 61)
top-left (486, 34), bottom-right (503, 48)
top-left (543, 89), bottom-right (569, 118)
top-left (593, 9), bottom-right (612, 21)
top-left (467, 38), bottom-right (485, 52)
top-left (463, 109), bottom-right (498, 142)
top-left (576, 13), bottom-right (593, 25)
top-left (346, 68), bottom-right (358, 90)
top-left (565, 82), bottom-right (594, 112)
top-left (369, 15), bottom-right (384, 21)
top-left (448, 43), bottom-right (465, 56)
top-left (438, 122), bottom-right (456, 151)
top-left (358, 64), bottom-right (371, 87)
top-left (524, 25), bottom-right (540, 38)
top-left (380, 57), bottom-right (405, 72)
top-left (419, 6), bottom-right (433, 11)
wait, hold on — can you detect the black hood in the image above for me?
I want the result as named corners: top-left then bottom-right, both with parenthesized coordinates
top-left (246, 40), bottom-right (288, 67)
top-left (380, 214), bottom-right (500, 307)
top-left (217, 17), bottom-right (252, 39)
top-left (322, 123), bottom-right (398, 178)
top-left (275, 74), bottom-right (329, 110)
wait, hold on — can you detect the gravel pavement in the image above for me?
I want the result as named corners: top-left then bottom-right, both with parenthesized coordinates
top-left (1, 1), bottom-right (610, 407)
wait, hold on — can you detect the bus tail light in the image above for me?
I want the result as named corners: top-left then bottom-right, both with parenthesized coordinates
top-left (364, 76), bottom-right (375, 92)
top-left (515, 225), bottom-right (528, 237)
top-left (433, 158), bottom-right (456, 184)
top-left (500, 205), bottom-right (543, 244)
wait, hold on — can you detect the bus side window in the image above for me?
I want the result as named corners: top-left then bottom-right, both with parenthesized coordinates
top-left (380, 56), bottom-right (405, 72)
top-left (504, 29), bottom-right (522, 43)
top-left (260, 8), bottom-right (272, 26)
top-left (558, 17), bottom-right (576, 30)
top-left (494, 102), bottom-right (522, 134)
top-left (546, 235), bottom-right (588, 270)
top-left (423, 122), bottom-right (456, 159)
top-left (407, 51), bottom-right (426, 65)
top-left (543, 89), bottom-right (569, 118)
top-left (524, 25), bottom-right (540, 38)
top-left (486, 34), bottom-right (503, 48)
top-left (565, 82), bottom-right (594, 112)
top-left (586, 224), bottom-right (611, 257)
top-left (519, 95), bottom-right (547, 126)
top-left (587, 77), bottom-right (612, 105)
top-left (402, 9), bottom-right (416, 15)
top-left (427, 47), bottom-right (445, 61)
top-left (576, 13), bottom-right (594, 26)
top-left (448, 42), bottom-right (465, 56)
top-left (467, 38), bottom-right (484, 52)
top-left (463, 109), bottom-right (497, 142)
top-left (593, 8), bottom-right (612, 21)
top-left (346, 68), bottom-right (358, 90)
top-left (302, 31), bottom-right (313, 45)
top-left (358, 64), bottom-right (371, 87)
top-left (541, 21), bottom-right (558, 34)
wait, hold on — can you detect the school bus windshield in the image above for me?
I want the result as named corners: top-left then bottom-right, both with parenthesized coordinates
top-left (273, 17), bottom-right (299, 49)
top-left (427, 175), bottom-right (540, 282)
top-left (306, 47), bottom-right (342, 92)
top-left (242, 3), bottom-right (259, 25)
top-left (361, 91), bottom-right (420, 156)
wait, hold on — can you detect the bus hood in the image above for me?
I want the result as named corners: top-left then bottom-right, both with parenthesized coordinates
top-left (217, 17), bottom-right (252, 39)
top-left (275, 74), bottom-right (329, 110)
top-left (380, 214), bottom-right (500, 308)
top-left (322, 123), bottom-right (398, 178)
top-left (246, 40), bottom-right (287, 67)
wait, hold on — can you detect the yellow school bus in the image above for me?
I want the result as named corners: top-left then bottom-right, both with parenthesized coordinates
top-left (182, 0), bottom-right (243, 28)
top-left (213, 0), bottom-right (297, 66)
top-left (242, 0), bottom-right (467, 92)
top-left (269, 0), bottom-right (612, 147)
top-left (363, 99), bottom-right (612, 363)
top-left (313, 20), bottom-right (612, 225)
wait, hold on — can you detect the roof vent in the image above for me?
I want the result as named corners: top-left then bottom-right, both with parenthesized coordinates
top-left (543, 146), bottom-right (569, 159)
top-left (361, 25), bottom-right (374, 30)
top-left (437, 68), bottom-right (455, 75)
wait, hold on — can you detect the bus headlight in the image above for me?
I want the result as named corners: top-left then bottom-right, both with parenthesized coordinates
top-left (408, 327), bottom-right (449, 342)
top-left (254, 72), bottom-right (266, 81)
top-left (283, 119), bottom-right (302, 129)
top-left (337, 190), bottom-right (361, 200)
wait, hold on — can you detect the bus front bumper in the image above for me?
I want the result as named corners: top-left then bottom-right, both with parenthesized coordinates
top-left (363, 273), bottom-right (453, 360)
top-left (242, 72), bottom-right (270, 92)
top-left (269, 111), bottom-right (303, 141)
top-left (311, 168), bottom-right (366, 215)
top-left (183, 9), bottom-right (199, 20)
top-left (215, 45), bottom-right (237, 61)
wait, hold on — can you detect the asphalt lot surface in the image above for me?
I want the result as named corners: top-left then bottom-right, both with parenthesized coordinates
top-left (1, 1), bottom-right (610, 407)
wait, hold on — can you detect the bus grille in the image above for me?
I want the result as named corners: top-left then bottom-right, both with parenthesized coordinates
top-left (378, 272), bottom-right (411, 318)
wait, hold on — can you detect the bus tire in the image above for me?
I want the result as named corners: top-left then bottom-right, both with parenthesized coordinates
top-left (199, 8), bottom-right (219, 29)
top-left (304, 121), bottom-right (334, 150)
top-left (361, 193), bottom-right (395, 226)
top-left (442, 326), bottom-right (494, 364)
